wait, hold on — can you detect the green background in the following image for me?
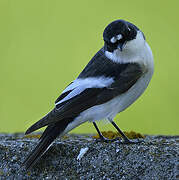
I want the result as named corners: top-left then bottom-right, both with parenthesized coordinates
top-left (0, 0), bottom-right (178, 135)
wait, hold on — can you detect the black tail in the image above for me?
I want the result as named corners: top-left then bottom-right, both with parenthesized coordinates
top-left (23, 119), bottom-right (71, 170)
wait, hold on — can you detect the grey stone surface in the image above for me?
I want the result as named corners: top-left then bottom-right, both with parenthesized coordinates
top-left (0, 133), bottom-right (179, 180)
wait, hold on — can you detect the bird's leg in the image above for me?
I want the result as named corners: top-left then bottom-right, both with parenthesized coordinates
top-left (93, 122), bottom-right (119, 142)
top-left (110, 121), bottom-right (143, 144)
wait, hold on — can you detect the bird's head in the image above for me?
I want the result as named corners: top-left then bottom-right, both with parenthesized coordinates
top-left (103, 20), bottom-right (145, 53)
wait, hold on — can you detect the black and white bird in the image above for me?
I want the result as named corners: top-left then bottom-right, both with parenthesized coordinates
top-left (23, 19), bottom-right (154, 169)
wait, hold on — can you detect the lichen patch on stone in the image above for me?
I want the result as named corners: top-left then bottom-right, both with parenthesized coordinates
top-left (92, 131), bottom-right (145, 140)
top-left (23, 134), bottom-right (42, 139)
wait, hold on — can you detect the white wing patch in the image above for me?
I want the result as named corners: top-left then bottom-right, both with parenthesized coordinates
top-left (55, 76), bottom-right (114, 106)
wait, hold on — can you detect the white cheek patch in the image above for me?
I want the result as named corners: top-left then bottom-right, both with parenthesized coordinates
top-left (110, 37), bottom-right (117, 43)
top-left (117, 34), bottom-right (122, 40)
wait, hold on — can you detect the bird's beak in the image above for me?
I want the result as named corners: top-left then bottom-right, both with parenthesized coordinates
top-left (118, 41), bottom-right (126, 51)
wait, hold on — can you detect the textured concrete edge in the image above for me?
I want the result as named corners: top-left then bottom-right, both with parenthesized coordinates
top-left (0, 134), bottom-right (179, 179)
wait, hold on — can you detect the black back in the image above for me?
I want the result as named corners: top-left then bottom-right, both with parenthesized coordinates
top-left (78, 48), bottom-right (133, 81)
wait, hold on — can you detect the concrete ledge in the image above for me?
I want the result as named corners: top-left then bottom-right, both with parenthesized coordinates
top-left (0, 133), bottom-right (179, 179)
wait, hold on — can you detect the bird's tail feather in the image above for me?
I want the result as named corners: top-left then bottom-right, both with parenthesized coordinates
top-left (23, 132), bottom-right (55, 169)
top-left (23, 119), bottom-right (71, 170)
top-left (25, 108), bottom-right (58, 135)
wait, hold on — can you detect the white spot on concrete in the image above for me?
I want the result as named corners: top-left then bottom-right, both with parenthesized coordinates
top-left (116, 149), bottom-right (120, 153)
top-left (77, 147), bottom-right (89, 160)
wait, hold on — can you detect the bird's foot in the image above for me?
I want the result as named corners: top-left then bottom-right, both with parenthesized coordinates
top-left (95, 136), bottom-right (120, 143)
top-left (95, 136), bottom-right (144, 144)
top-left (120, 138), bottom-right (144, 144)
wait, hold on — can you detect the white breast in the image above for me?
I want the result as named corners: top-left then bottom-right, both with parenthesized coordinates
top-left (63, 39), bottom-right (154, 134)
top-left (77, 68), bottom-right (153, 123)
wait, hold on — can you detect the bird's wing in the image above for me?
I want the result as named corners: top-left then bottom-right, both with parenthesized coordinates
top-left (25, 61), bottom-right (143, 135)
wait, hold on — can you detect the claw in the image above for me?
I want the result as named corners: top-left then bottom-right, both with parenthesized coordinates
top-left (120, 138), bottom-right (144, 144)
top-left (95, 136), bottom-right (144, 144)
top-left (96, 136), bottom-right (120, 143)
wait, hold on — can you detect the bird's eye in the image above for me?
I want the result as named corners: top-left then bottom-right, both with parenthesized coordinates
top-left (104, 41), bottom-right (117, 52)
top-left (118, 37), bottom-right (126, 45)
